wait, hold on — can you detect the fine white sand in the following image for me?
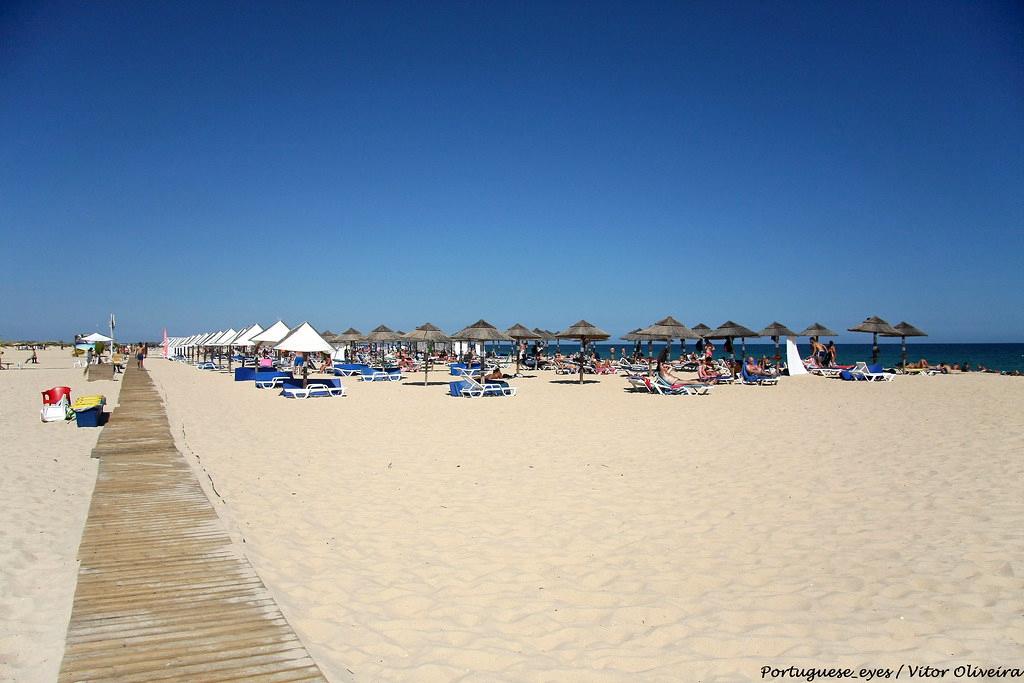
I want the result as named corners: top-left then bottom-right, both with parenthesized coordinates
top-left (0, 348), bottom-right (119, 682)
top-left (140, 359), bottom-right (1024, 682)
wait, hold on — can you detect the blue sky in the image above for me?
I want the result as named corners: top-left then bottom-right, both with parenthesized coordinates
top-left (2, 1), bottom-right (1022, 342)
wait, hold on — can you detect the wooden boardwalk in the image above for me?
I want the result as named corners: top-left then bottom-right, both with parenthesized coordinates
top-left (59, 366), bottom-right (325, 682)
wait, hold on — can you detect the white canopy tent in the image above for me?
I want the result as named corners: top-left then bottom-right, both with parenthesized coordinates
top-left (274, 322), bottom-right (333, 353)
top-left (250, 321), bottom-right (291, 345)
top-left (231, 323), bottom-right (264, 347)
top-left (81, 332), bottom-right (113, 343)
top-left (274, 322), bottom-right (333, 385)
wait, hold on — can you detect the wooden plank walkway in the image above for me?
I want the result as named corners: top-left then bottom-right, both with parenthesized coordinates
top-left (59, 366), bottom-right (326, 682)
top-left (85, 363), bottom-right (115, 382)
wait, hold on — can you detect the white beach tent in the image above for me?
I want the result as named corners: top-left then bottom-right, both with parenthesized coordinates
top-left (274, 322), bottom-right (334, 385)
top-left (201, 331), bottom-right (224, 347)
top-left (250, 321), bottom-right (291, 345)
top-left (212, 329), bottom-right (239, 346)
top-left (273, 322), bottom-right (334, 354)
top-left (231, 323), bottom-right (264, 347)
top-left (785, 337), bottom-right (808, 376)
top-left (81, 332), bottom-right (113, 343)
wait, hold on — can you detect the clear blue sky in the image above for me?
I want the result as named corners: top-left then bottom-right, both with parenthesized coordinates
top-left (2, 1), bottom-right (1022, 342)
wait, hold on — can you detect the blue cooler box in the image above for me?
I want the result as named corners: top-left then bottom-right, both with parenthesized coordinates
top-left (75, 407), bottom-right (106, 428)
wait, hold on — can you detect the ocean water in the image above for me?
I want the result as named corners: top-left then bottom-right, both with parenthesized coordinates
top-left (482, 342), bottom-right (1024, 373)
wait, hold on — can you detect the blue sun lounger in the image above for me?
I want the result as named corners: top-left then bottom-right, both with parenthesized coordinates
top-left (741, 364), bottom-right (778, 385)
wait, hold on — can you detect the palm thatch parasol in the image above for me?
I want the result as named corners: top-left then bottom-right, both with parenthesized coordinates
top-left (365, 324), bottom-right (401, 360)
top-left (331, 327), bottom-right (363, 362)
top-left (556, 320), bottom-right (610, 384)
top-left (403, 323), bottom-right (450, 385)
top-left (506, 323), bottom-right (541, 374)
top-left (881, 321), bottom-right (927, 369)
top-left (848, 316), bottom-right (899, 365)
top-left (797, 322), bottom-right (838, 337)
top-left (759, 322), bottom-right (798, 365)
top-left (709, 320), bottom-right (759, 360)
top-left (621, 328), bottom-right (644, 361)
top-left (636, 316), bottom-right (698, 372)
top-left (452, 320), bottom-right (513, 367)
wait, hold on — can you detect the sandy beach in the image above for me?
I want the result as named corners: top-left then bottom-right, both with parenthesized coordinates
top-left (2, 349), bottom-right (1022, 681)
top-left (136, 358), bottom-right (1022, 681)
top-left (0, 348), bottom-right (120, 682)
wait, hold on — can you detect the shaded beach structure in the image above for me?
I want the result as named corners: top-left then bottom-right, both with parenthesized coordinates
top-left (555, 320), bottom-right (610, 384)
top-left (636, 316), bottom-right (698, 374)
top-left (452, 319), bottom-right (513, 365)
top-left (759, 321), bottom-right (798, 365)
top-left (403, 323), bottom-right (451, 385)
top-left (797, 322), bottom-right (838, 338)
top-left (250, 320), bottom-right (293, 363)
top-left (331, 327), bottom-right (364, 361)
top-left (506, 323), bottom-right (542, 375)
top-left (622, 328), bottom-right (644, 361)
top-left (882, 321), bottom-right (927, 369)
top-left (365, 325), bottom-right (402, 359)
top-left (709, 320), bottom-right (759, 360)
top-left (273, 322), bottom-right (334, 387)
top-left (848, 316), bottom-right (899, 365)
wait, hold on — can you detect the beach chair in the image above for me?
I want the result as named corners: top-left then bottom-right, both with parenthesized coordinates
top-left (651, 376), bottom-right (712, 395)
top-left (740, 364), bottom-right (778, 385)
top-left (850, 362), bottom-right (895, 382)
top-left (255, 374), bottom-right (291, 389)
top-left (279, 378), bottom-right (346, 398)
top-left (196, 361), bottom-right (221, 370)
top-left (624, 374), bottom-right (653, 392)
top-left (359, 366), bottom-right (402, 382)
top-left (453, 374), bottom-right (516, 397)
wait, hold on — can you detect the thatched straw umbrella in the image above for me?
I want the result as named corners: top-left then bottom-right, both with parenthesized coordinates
top-left (403, 323), bottom-right (450, 385)
top-left (365, 325), bottom-right (402, 362)
top-left (709, 320), bottom-right (759, 362)
top-left (506, 323), bottom-right (540, 375)
top-left (881, 321), bottom-right (927, 369)
top-left (637, 316), bottom-right (697, 373)
top-left (622, 328), bottom-right (644, 361)
top-left (848, 316), bottom-right (899, 365)
top-left (452, 320), bottom-right (513, 370)
top-left (759, 321), bottom-right (797, 367)
top-left (333, 328), bottom-right (363, 361)
top-left (530, 328), bottom-right (556, 365)
top-left (797, 322), bottom-right (838, 338)
top-left (555, 320), bottom-right (610, 384)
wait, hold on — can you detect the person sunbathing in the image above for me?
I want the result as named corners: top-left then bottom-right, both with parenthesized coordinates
top-left (745, 357), bottom-right (772, 379)
top-left (483, 368), bottom-right (510, 385)
top-left (697, 358), bottom-right (726, 383)
top-left (657, 362), bottom-right (689, 388)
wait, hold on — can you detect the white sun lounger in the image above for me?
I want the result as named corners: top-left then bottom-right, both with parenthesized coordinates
top-left (255, 376), bottom-right (290, 389)
top-left (281, 382), bottom-right (347, 399)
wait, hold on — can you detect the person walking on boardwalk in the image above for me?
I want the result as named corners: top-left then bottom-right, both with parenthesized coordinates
top-left (136, 343), bottom-right (147, 370)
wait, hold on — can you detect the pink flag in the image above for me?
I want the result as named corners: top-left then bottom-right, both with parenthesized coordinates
top-left (162, 328), bottom-right (169, 358)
